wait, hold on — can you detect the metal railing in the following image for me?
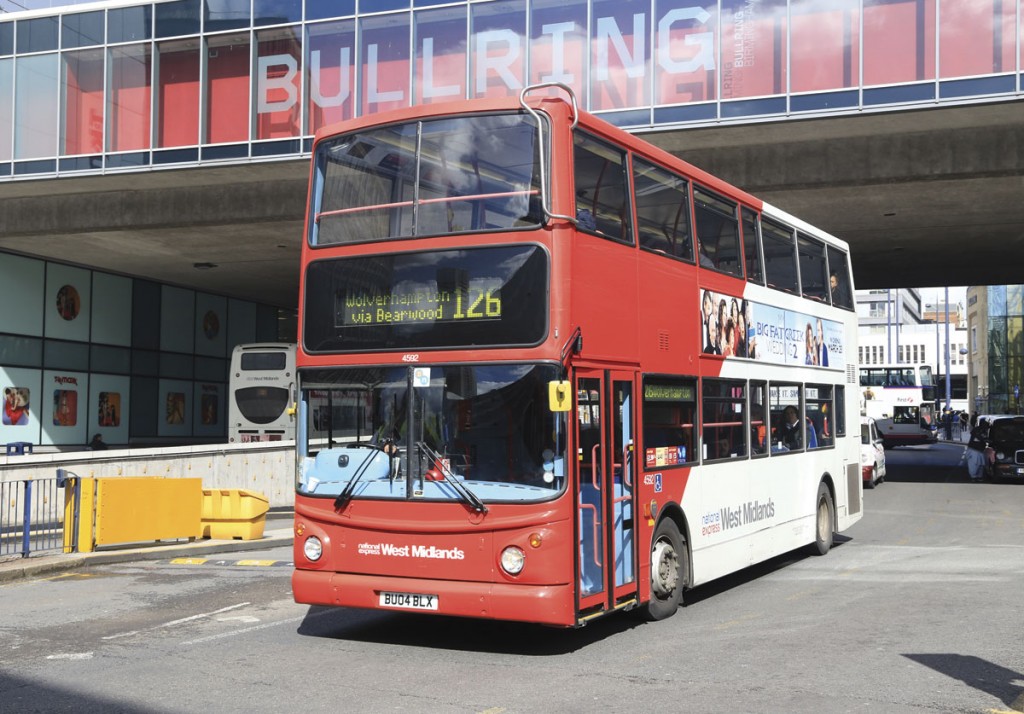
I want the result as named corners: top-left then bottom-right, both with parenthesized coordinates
top-left (0, 475), bottom-right (73, 558)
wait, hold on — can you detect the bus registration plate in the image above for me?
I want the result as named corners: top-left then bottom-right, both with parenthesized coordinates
top-left (379, 591), bottom-right (438, 610)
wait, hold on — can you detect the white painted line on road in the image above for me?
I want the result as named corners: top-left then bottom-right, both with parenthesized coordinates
top-left (181, 609), bottom-right (334, 646)
top-left (217, 615), bottom-right (260, 624)
top-left (181, 616), bottom-right (305, 645)
top-left (46, 652), bottom-right (94, 660)
top-left (101, 631), bottom-right (140, 640)
top-left (162, 602), bottom-right (251, 628)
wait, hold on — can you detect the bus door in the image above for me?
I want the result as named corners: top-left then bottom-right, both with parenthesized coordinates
top-left (574, 369), bottom-right (637, 618)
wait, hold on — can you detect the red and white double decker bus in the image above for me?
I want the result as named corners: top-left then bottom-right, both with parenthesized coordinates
top-left (291, 85), bottom-right (862, 627)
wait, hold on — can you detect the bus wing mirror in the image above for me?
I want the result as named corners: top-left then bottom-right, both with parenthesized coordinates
top-left (548, 381), bottom-right (572, 412)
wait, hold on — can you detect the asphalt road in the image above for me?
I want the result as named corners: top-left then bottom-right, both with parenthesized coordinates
top-left (1, 440), bottom-right (1022, 714)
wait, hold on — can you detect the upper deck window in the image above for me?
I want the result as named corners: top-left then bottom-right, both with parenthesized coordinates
top-left (633, 158), bottom-right (694, 262)
top-left (311, 112), bottom-right (543, 246)
top-left (573, 132), bottom-right (634, 245)
top-left (694, 187), bottom-right (743, 278)
top-left (761, 218), bottom-right (799, 294)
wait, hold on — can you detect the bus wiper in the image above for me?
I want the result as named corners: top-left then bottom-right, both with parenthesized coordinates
top-left (415, 441), bottom-right (488, 514)
top-left (333, 445), bottom-right (388, 510)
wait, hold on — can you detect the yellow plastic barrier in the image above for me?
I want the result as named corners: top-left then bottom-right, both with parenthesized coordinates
top-left (72, 477), bottom-right (204, 552)
top-left (201, 489), bottom-right (269, 540)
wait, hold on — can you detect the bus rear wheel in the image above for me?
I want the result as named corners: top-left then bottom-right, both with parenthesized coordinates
top-left (811, 482), bottom-right (834, 556)
top-left (643, 518), bottom-right (685, 621)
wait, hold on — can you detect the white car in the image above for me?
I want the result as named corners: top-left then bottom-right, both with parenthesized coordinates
top-left (861, 417), bottom-right (887, 489)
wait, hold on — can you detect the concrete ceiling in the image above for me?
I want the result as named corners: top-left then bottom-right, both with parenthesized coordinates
top-left (1, 99), bottom-right (1021, 309)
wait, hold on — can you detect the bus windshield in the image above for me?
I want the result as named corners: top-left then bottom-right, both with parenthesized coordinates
top-left (298, 363), bottom-right (567, 503)
top-left (310, 113), bottom-right (544, 245)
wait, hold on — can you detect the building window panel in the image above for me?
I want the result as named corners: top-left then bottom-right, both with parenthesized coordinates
top-left (156, 0), bottom-right (202, 39)
top-left (1, 23), bottom-right (13, 56)
top-left (791, 0), bottom-right (859, 93)
top-left (17, 16), bottom-right (59, 54)
top-left (654, 0), bottom-right (717, 106)
top-left (15, 54), bottom-right (59, 160)
top-left (62, 49), bottom-right (105, 156)
top-left (108, 6), bottom-right (152, 44)
top-left (306, 0), bottom-right (356, 22)
top-left (306, 20), bottom-right (355, 135)
top-left (0, 58), bottom-right (11, 162)
top-left (863, 0), bottom-right (936, 86)
top-left (529, 0), bottom-right (587, 104)
top-left (413, 7), bottom-right (467, 106)
top-left (255, 0), bottom-right (303, 27)
top-left (206, 35), bottom-right (250, 144)
top-left (359, 13), bottom-right (411, 116)
top-left (157, 40), bottom-right (200, 149)
top-left (62, 12), bottom-right (105, 50)
top-left (470, 0), bottom-right (525, 100)
top-left (256, 27), bottom-right (302, 140)
top-left (108, 44), bottom-right (152, 153)
top-left (939, 0), bottom-right (1014, 79)
top-left (590, 0), bottom-right (651, 111)
top-left (721, 0), bottom-right (786, 100)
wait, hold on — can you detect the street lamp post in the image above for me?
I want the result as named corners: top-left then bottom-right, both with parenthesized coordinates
top-left (944, 286), bottom-right (951, 411)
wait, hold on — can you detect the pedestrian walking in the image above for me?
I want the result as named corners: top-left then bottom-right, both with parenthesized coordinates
top-left (965, 419), bottom-right (989, 482)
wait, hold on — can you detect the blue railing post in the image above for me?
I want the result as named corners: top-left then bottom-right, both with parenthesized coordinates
top-left (21, 479), bottom-right (32, 558)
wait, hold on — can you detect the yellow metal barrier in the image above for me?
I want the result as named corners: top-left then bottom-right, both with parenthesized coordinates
top-left (72, 477), bottom-right (203, 552)
top-left (201, 489), bottom-right (269, 541)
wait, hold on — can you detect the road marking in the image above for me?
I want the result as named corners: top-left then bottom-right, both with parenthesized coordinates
top-left (217, 615), bottom-right (260, 624)
top-left (101, 631), bottom-right (140, 641)
top-left (162, 602), bottom-right (251, 628)
top-left (235, 559), bottom-right (278, 567)
top-left (46, 652), bottom-right (93, 660)
top-left (181, 609), bottom-right (334, 646)
top-left (170, 558), bottom-right (209, 565)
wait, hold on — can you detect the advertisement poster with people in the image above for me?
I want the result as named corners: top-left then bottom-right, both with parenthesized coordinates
top-left (1, 367), bottom-right (40, 445)
top-left (91, 374), bottom-right (130, 445)
top-left (700, 289), bottom-right (845, 370)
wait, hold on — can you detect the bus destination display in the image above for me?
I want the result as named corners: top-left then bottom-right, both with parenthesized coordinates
top-left (339, 281), bottom-right (502, 328)
top-left (304, 245), bottom-right (548, 352)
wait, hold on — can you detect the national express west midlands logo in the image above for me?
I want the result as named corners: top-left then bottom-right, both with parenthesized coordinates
top-left (357, 542), bottom-right (466, 560)
top-left (702, 499), bottom-right (776, 535)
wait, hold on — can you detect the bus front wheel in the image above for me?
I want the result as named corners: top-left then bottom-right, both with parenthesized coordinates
top-left (811, 482), bottom-right (834, 556)
top-left (643, 518), bottom-right (685, 621)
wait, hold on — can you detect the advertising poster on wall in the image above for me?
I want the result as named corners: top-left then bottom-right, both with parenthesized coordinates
top-left (1, 367), bottom-right (42, 446)
top-left (40, 370), bottom-right (88, 446)
top-left (193, 382), bottom-right (224, 437)
top-left (158, 379), bottom-right (192, 437)
top-left (89, 374), bottom-right (130, 445)
top-left (45, 263), bottom-right (91, 342)
top-left (195, 293), bottom-right (227, 357)
top-left (699, 289), bottom-right (845, 370)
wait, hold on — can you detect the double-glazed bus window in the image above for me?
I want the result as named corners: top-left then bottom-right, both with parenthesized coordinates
top-left (702, 379), bottom-right (747, 461)
top-left (642, 376), bottom-right (697, 468)
top-left (835, 385), bottom-right (846, 436)
top-left (633, 158), bottom-right (694, 262)
top-left (694, 187), bottom-right (743, 277)
top-left (741, 207), bottom-right (764, 285)
top-left (761, 218), bottom-right (799, 294)
top-left (806, 384), bottom-right (833, 449)
top-left (750, 380), bottom-right (767, 457)
top-left (769, 383), bottom-right (803, 453)
top-left (797, 232), bottom-right (828, 302)
top-left (826, 246), bottom-right (854, 309)
top-left (573, 132), bottom-right (633, 244)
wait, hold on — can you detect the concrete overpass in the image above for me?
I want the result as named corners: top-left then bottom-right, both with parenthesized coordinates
top-left (2, 99), bottom-right (1021, 308)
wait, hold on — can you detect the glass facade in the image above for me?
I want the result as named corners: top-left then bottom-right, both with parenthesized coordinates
top-left (0, 251), bottom-right (285, 447)
top-left (986, 285), bottom-right (1024, 415)
top-left (0, 0), bottom-right (1023, 179)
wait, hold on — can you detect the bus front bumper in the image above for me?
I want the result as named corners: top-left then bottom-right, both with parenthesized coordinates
top-left (293, 569), bottom-right (577, 627)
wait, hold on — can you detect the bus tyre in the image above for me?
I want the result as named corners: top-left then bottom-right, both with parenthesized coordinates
top-left (812, 482), bottom-right (834, 556)
top-left (643, 518), bottom-right (685, 621)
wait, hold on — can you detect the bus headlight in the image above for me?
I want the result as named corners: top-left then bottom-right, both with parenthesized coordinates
top-left (303, 536), bottom-right (323, 562)
top-left (500, 546), bottom-right (525, 575)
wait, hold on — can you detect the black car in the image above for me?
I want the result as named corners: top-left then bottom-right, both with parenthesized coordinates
top-left (985, 416), bottom-right (1024, 482)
